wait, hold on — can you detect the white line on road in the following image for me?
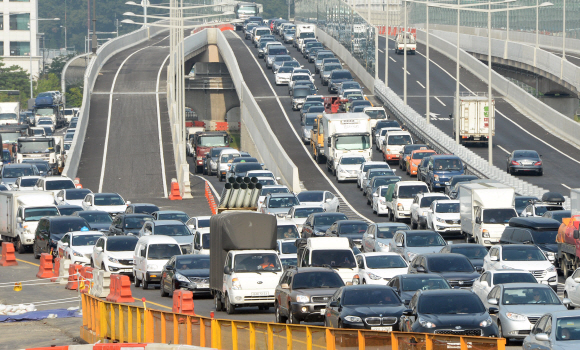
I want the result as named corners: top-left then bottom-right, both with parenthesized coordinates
top-left (434, 96), bottom-right (446, 106)
top-left (497, 145), bottom-right (510, 154)
top-left (156, 54), bottom-right (170, 198)
top-left (416, 80), bottom-right (425, 89)
top-left (233, 34), bottom-right (372, 222)
top-left (190, 172), bottom-right (221, 201)
top-left (378, 49), bottom-right (384, 53)
top-left (402, 67), bottom-right (410, 75)
top-left (562, 183), bottom-right (571, 189)
top-left (389, 56), bottom-right (396, 63)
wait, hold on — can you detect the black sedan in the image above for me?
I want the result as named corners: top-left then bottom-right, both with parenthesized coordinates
top-left (325, 220), bottom-right (369, 248)
top-left (444, 175), bottom-right (478, 198)
top-left (125, 203), bottom-right (160, 215)
top-left (407, 253), bottom-right (482, 288)
top-left (160, 255), bottom-right (210, 297)
top-left (387, 274), bottom-right (451, 306)
top-left (507, 150), bottom-right (543, 175)
top-left (439, 243), bottom-right (487, 269)
top-left (72, 210), bottom-right (113, 231)
top-left (108, 214), bottom-right (153, 236)
top-left (57, 204), bottom-right (84, 216)
top-left (301, 212), bottom-right (348, 238)
top-left (325, 285), bottom-right (406, 330)
top-left (400, 289), bottom-right (499, 336)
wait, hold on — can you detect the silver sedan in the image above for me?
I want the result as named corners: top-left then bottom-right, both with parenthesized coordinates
top-left (523, 310), bottom-right (580, 350)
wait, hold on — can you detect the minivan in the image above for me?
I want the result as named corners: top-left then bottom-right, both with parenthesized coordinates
top-left (133, 235), bottom-right (182, 289)
top-left (499, 217), bottom-right (560, 260)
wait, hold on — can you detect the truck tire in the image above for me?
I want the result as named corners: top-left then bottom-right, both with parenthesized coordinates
top-left (15, 238), bottom-right (26, 254)
top-left (562, 259), bottom-right (571, 279)
top-left (33, 244), bottom-right (40, 259)
top-left (134, 274), bottom-right (142, 287)
top-left (215, 294), bottom-right (223, 311)
top-left (225, 295), bottom-right (235, 314)
top-left (142, 277), bottom-right (149, 290)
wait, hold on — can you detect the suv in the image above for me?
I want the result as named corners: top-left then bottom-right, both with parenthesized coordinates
top-left (425, 155), bottom-right (465, 192)
top-left (409, 193), bottom-right (450, 229)
top-left (328, 69), bottom-right (353, 93)
top-left (33, 216), bottom-right (91, 258)
top-left (499, 217), bottom-right (559, 261)
top-left (108, 213), bottom-right (153, 236)
top-left (274, 267), bottom-right (345, 324)
top-left (521, 192), bottom-right (565, 217)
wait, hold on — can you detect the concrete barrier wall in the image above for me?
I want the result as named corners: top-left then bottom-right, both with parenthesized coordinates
top-left (63, 26), bottom-right (168, 179)
top-left (415, 29), bottom-right (580, 150)
top-left (215, 29), bottom-right (300, 193)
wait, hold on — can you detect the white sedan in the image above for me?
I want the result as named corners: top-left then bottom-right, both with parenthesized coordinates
top-left (296, 190), bottom-right (340, 212)
top-left (354, 252), bottom-right (409, 285)
top-left (275, 66), bottom-right (294, 85)
top-left (58, 230), bottom-right (104, 266)
top-left (357, 161), bottom-right (390, 189)
top-left (425, 199), bottom-right (461, 234)
top-left (371, 185), bottom-right (390, 216)
top-left (471, 269), bottom-right (538, 304)
top-left (335, 155), bottom-right (366, 182)
top-left (285, 205), bottom-right (325, 233)
top-left (564, 268), bottom-right (580, 309)
top-left (82, 193), bottom-right (129, 216)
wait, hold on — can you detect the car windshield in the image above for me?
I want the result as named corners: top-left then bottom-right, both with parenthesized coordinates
top-left (420, 196), bottom-right (448, 207)
top-left (376, 225), bottom-right (408, 239)
top-left (281, 241), bottom-right (297, 254)
top-left (428, 256), bottom-right (474, 272)
top-left (311, 249), bottom-right (356, 268)
top-left (317, 53), bottom-right (334, 61)
top-left (66, 189), bottom-right (92, 200)
top-left (294, 207), bottom-right (324, 218)
top-left (344, 288), bottom-right (401, 306)
top-left (274, 56), bottom-right (293, 62)
top-left (433, 159), bottom-right (463, 171)
top-left (307, 106), bottom-right (324, 113)
top-left (176, 256), bottom-right (210, 269)
top-left (134, 205), bottom-right (158, 214)
top-left (376, 121), bottom-right (400, 129)
top-left (18, 140), bottom-right (55, 153)
top-left (261, 187), bottom-right (290, 196)
top-left (513, 151), bottom-right (539, 158)
top-left (58, 206), bottom-right (83, 215)
top-left (314, 214), bottom-right (348, 226)
top-left (268, 196), bottom-right (299, 208)
top-left (256, 29), bottom-right (270, 36)
top-left (293, 88), bottom-right (310, 98)
top-left (1, 132), bottom-right (23, 143)
top-left (293, 75), bottom-right (310, 81)
top-left (482, 209), bottom-right (517, 224)
top-left (281, 257), bottom-right (297, 269)
top-left (332, 71), bottom-right (352, 80)
top-left (402, 277), bottom-right (451, 291)
top-left (233, 253), bottom-right (281, 272)
top-left (435, 203), bottom-right (459, 213)
top-left (515, 197), bottom-right (537, 212)
top-left (278, 67), bottom-right (293, 73)
top-left (46, 180), bottom-right (75, 190)
top-left (147, 244), bottom-right (182, 260)
top-left (198, 135), bottom-right (227, 147)
top-left (221, 153), bottom-right (240, 162)
top-left (387, 134), bottom-right (412, 145)
top-left (72, 234), bottom-right (102, 246)
top-left (547, 211), bottom-right (571, 222)
top-left (363, 164), bottom-right (389, 173)
top-left (292, 271), bottom-right (344, 289)
top-left (51, 219), bottom-right (89, 234)
top-left (418, 293), bottom-right (485, 314)
top-left (556, 317), bottom-right (580, 341)
top-left (502, 287), bottom-right (560, 305)
top-left (530, 229), bottom-right (558, 245)
top-left (493, 273), bottom-right (536, 285)
top-left (365, 109), bottom-right (387, 119)
top-left (297, 192), bottom-right (323, 202)
top-left (3, 167), bottom-right (36, 178)
top-left (502, 247), bottom-right (546, 261)
top-left (340, 157), bottom-right (365, 165)
top-left (339, 223), bottom-right (368, 234)
top-left (155, 225), bottom-right (192, 236)
top-left (106, 238), bottom-right (138, 251)
top-left (125, 217), bottom-right (152, 229)
top-left (450, 246), bottom-right (487, 259)
top-left (19, 178), bottom-right (39, 187)
top-left (412, 151), bottom-right (435, 160)
top-left (201, 234), bottom-right (210, 249)
top-left (24, 207), bottom-right (60, 221)
top-left (283, 61), bottom-right (300, 68)
top-left (300, 32), bottom-right (315, 38)
top-left (366, 255), bottom-right (407, 269)
top-left (94, 194), bottom-right (124, 206)
top-left (406, 234), bottom-right (446, 247)
top-left (398, 185), bottom-right (429, 199)
top-left (79, 212), bottom-right (113, 224)
top-left (324, 65), bottom-right (341, 72)
top-left (535, 205), bottom-right (564, 216)
top-left (335, 135), bottom-right (371, 151)
top-left (277, 225), bottom-right (300, 239)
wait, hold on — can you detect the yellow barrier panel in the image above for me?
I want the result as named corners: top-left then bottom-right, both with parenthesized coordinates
top-left (80, 294), bottom-right (506, 350)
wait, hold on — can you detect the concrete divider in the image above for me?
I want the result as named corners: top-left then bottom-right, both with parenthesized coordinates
top-left (89, 268), bottom-right (111, 298)
top-left (66, 263), bottom-right (82, 290)
top-left (57, 258), bottom-right (71, 284)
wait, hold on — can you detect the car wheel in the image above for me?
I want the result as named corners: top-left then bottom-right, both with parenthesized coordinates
top-left (275, 303), bottom-right (288, 323)
top-left (215, 294), bottom-right (223, 311)
top-left (564, 292), bottom-right (574, 309)
top-left (142, 277), bottom-right (149, 290)
top-left (226, 294), bottom-right (235, 314)
top-left (289, 310), bottom-right (300, 324)
top-left (338, 320), bottom-right (344, 328)
top-left (160, 281), bottom-right (169, 297)
top-left (373, 207), bottom-right (377, 214)
top-left (464, 234), bottom-right (473, 243)
top-left (538, 169), bottom-right (543, 176)
top-left (411, 218), bottom-right (417, 229)
top-left (33, 244), bottom-right (40, 259)
top-left (134, 274), bottom-right (142, 287)
top-left (15, 238), bottom-right (25, 254)
top-left (362, 279), bottom-right (366, 285)
top-left (90, 259), bottom-right (94, 268)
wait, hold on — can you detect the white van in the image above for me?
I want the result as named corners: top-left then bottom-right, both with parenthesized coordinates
top-left (381, 130), bottom-right (413, 162)
top-left (133, 235), bottom-right (182, 289)
top-left (297, 237), bottom-right (359, 284)
top-left (216, 148), bottom-right (241, 182)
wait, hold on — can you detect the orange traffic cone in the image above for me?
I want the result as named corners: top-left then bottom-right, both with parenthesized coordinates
top-left (169, 178), bottom-right (182, 200)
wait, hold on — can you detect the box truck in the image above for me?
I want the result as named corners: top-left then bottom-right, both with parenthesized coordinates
top-left (322, 113), bottom-right (372, 174)
top-left (459, 182), bottom-right (517, 247)
top-left (0, 102), bottom-right (20, 126)
top-left (452, 95), bottom-right (495, 145)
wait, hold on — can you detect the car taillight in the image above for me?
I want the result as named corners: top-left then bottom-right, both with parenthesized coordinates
top-left (534, 161), bottom-right (542, 166)
top-left (511, 161), bottom-right (519, 165)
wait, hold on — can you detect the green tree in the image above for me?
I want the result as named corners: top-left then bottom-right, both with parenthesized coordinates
top-left (66, 84), bottom-right (84, 107)
top-left (35, 73), bottom-right (61, 96)
top-left (0, 58), bottom-right (31, 105)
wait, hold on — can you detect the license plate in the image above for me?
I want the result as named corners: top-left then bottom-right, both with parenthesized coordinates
top-left (445, 182), bottom-right (450, 185)
top-left (121, 269), bottom-right (131, 272)
top-left (320, 308), bottom-right (326, 315)
top-left (251, 291), bottom-right (268, 296)
top-left (198, 284), bottom-right (209, 289)
top-left (371, 327), bottom-right (392, 331)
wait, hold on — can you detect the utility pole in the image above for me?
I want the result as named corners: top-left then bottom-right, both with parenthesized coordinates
top-left (92, 0), bottom-right (97, 53)
top-left (287, 0), bottom-right (291, 20)
top-left (87, 0), bottom-right (90, 53)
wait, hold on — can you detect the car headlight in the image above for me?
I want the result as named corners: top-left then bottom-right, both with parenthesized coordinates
top-left (406, 251), bottom-right (417, 261)
top-left (397, 203), bottom-right (404, 210)
top-left (546, 265), bottom-right (556, 272)
top-left (175, 273), bottom-right (189, 283)
top-left (377, 242), bottom-right (388, 249)
top-left (379, 199), bottom-right (386, 204)
top-left (506, 312), bottom-right (527, 321)
top-left (434, 175), bottom-right (439, 180)
top-left (344, 316), bottom-right (362, 323)
top-left (147, 264), bottom-right (158, 270)
top-left (368, 272), bottom-right (382, 280)
top-left (210, 160), bottom-right (216, 166)
top-left (72, 250), bottom-right (83, 257)
top-left (479, 317), bottom-right (493, 327)
top-left (435, 216), bottom-right (445, 223)
top-left (296, 295), bottom-right (310, 303)
top-left (338, 167), bottom-right (347, 173)
top-left (420, 210), bottom-right (428, 217)
top-left (419, 317), bottom-right (436, 328)
top-left (545, 251), bottom-right (555, 257)
top-left (232, 277), bottom-right (242, 290)
top-left (108, 256), bottom-right (120, 264)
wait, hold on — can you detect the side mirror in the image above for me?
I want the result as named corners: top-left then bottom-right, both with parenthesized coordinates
top-left (476, 266), bottom-right (483, 273)
top-left (56, 145), bottom-right (61, 153)
top-left (487, 298), bottom-right (499, 305)
top-left (392, 194), bottom-right (397, 199)
top-left (563, 298), bottom-right (572, 306)
top-left (574, 277), bottom-right (580, 283)
top-left (535, 333), bottom-right (550, 341)
top-left (548, 255), bottom-right (555, 262)
top-left (224, 266), bottom-right (232, 275)
top-left (17, 217), bottom-right (22, 223)
top-left (416, 266), bottom-right (426, 273)
top-left (95, 246), bottom-right (102, 252)
top-left (373, 193), bottom-right (378, 197)
top-left (166, 265), bottom-right (174, 271)
top-left (402, 309), bottom-right (414, 316)
top-left (490, 256), bottom-right (498, 261)
top-left (126, 201), bottom-right (131, 205)
top-left (480, 280), bottom-right (488, 287)
top-left (281, 283), bottom-right (290, 289)
top-left (62, 242), bottom-right (69, 246)
top-left (475, 217), bottom-right (481, 224)
top-left (396, 242), bottom-right (403, 247)
top-left (329, 301), bottom-right (338, 307)
top-left (276, 177), bottom-right (281, 181)
top-left (325, 198), bottom-right (332, 203)
top-left (488, 307), bottom-right (499, 315)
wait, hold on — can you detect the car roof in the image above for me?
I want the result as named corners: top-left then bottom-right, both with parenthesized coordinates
top-left (137, 235), bottom-right (179, 244)
top-left (360, 252), bottom-right (403, 257)
top-left (418, 289), bottom-right (474, 296)
top-left (68, 231), bottom-right (104, 237)
top-left (400, 273), bottom-right (446, 279)
top-left (154, 210), bottom-right (187, 214)
top-left (94, 192), bottom-right (121, 197)
top-left (4, 164), bottom-right (34, 168)
top-left (433, 199), bottom-right (459, 204)
top-left (500, 282), bottom-right (550, 289)
top-left (46, 216), bottom-right (87, 222)
top-left (401, 230), bottom-right (439, 235)
top-left (267, 193), bottom-right (297, 198)
top-left (153, 220), bottom-right (186, 226)
top-left (489, 269), bottom-right (533, 274)
top-left (335, 220), bottom-right (367, 225)
top-left (105, 235), bottom-right (139, 242)
top-left (311, 212), bottom-right (347, 218)
top-left (76, 210), bottom-right (110, 215)
top-left (122, 213), bottom-right (153, 218)
top-left (422, 253), bottom-right (469, 260)
top-left (509, 217), bottom-right (561, 228)
top-left (420, 193), bottom-right (449, 198)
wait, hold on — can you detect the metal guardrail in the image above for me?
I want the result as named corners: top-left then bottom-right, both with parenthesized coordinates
top-left (62, 24), bottom-right (168, 179)
top-left (81, 294), bottom-right (506, 350)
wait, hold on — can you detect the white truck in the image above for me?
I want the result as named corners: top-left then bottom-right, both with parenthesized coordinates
top-left (452, 95), bottom-right (495, 145)
top-left (394, 32), bottom-right (417, 54)
top-left (16, 136), bottom-right (65, 174)
top-left (295, 24), bottom-right (316, 50)
top-left (0, 191), bottom-right (60, 253)
top-left (322, 113), bottom-right (372, 175)
top-left (459, 182), bottom-right (517, 247)
top-left (0, 102), bottom-right (20, 126)
top-left (211, 211), bottom-right (282, 314)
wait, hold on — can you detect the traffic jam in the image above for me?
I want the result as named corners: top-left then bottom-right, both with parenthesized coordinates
top-left (1, 16), bottom-right (580, 350)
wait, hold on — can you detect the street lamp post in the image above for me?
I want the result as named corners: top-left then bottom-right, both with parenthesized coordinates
top-left (455, 0), bottom-right (460, 144)
top-left (403, 0), bottom-right (407, 104)
top-left (426, 0), bottom-right (430, 123)
top-left (384, 0), bottom-right (388, 87)
top-left (29, 17), bottom-right (60, 99)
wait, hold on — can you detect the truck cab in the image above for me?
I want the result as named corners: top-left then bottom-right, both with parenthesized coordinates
top-left (425, 155), bottom-right (465, 192)
top-left (385, 181), bottom-right (430, 222)
top-left (17, 136), bottom-right (64, 174)
top-left (191, 131), bottom-right (230, 173)
top-left (296, 237), bottom-right (359, 284)
top-left (310, 115), bottom-right (325, 164)
top-left (322, 113), bottom-right (372, 174)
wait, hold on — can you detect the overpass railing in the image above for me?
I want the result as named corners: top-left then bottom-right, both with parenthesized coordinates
top-left (63, 25), bottom-right (168, 179)
top-left (80, 293), bottom-right (506, 350)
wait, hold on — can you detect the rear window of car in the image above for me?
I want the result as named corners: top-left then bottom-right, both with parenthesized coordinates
top-left (331, 71), bottom-right (352, 79)
top-left (268, 47), bottom-right (287, 55)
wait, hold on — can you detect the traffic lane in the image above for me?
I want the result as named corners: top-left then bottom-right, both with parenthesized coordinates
top-left (544, 48), bottom-right (580, 68)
